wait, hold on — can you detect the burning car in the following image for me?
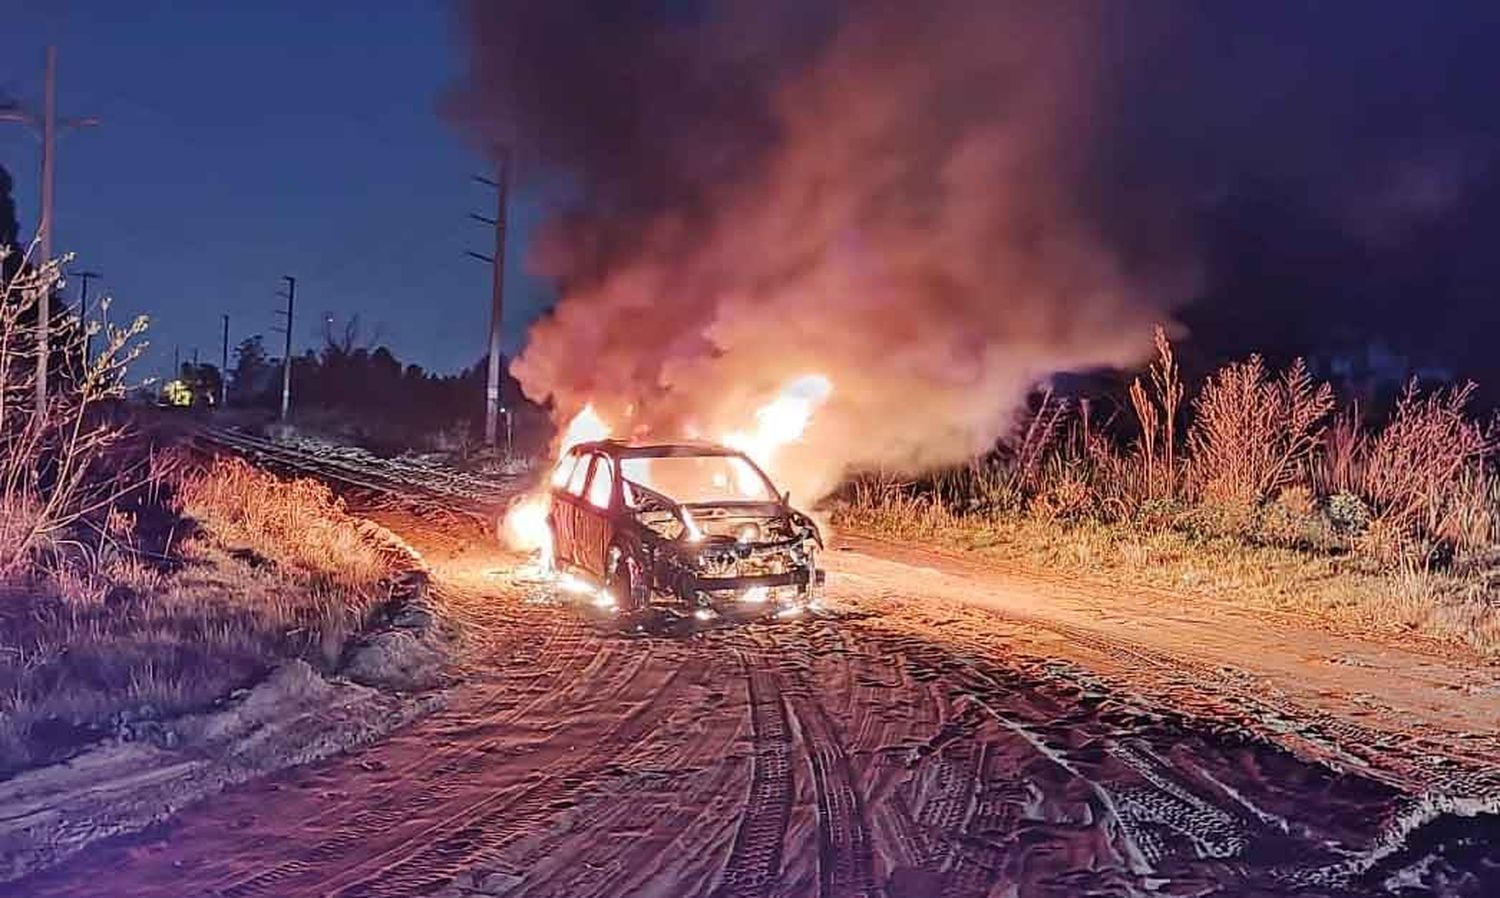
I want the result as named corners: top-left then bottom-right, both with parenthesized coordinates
top-left (545, 440), bottom-right (824, 616)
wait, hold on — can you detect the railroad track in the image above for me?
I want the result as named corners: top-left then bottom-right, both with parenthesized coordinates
top-left (192, 426), bottom-right (523, 520)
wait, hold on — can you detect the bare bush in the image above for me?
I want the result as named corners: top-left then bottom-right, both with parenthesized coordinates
top-left (0, 247), bottom-right (149, 573)
top-left (1360, 381), bottom-right (1495, 552)
top-left (1187, 355), bottom-right (1334, 506)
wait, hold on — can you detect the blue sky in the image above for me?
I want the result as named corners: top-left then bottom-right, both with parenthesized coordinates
top-left (2, 1), bottom-right (554, 382)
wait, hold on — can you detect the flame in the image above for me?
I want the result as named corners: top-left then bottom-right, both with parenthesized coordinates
top-left (502, 404), bottom-right (614, 563)
top-left (502, 382), bottom-right (832, 564)
top-left (723, 373), bottom-right (832, 474)
top-left (503, 493), bottom-right (553, 566)
top-left (560, 403), bottom-right (611, 454)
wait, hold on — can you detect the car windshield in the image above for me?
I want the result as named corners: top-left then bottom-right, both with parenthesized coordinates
top-left (620, 455), bottom-right (778, 505)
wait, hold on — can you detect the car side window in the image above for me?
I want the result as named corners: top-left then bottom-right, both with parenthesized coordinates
top-left (551, 453), bottom-right (580, 489)
top-left (566, 455), bottom-right (593, 497)
top-left (587, 456), bottom-right (615, 509)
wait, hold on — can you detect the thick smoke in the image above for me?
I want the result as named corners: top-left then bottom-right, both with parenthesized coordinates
top-left (447, 1), bottom-right (1194, 501)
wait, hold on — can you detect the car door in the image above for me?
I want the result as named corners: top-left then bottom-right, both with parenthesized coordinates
top-left (552, 452), bottom-right (594, 570)
top-left (576, 453), bottom-right (618, 577)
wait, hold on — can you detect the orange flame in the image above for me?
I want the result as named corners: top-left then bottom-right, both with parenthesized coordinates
top-left (502, 383), bottom-right (832, 563)
top-left (723, 374), bottom-right (832, 475)
top-left (559, 403), bottom-right (611, 454)
top-left (503, 404), bottom-right (613, 561)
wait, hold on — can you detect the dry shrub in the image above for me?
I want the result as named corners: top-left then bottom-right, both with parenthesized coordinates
top-left (176, 457), bottom-right (391, 592)
top-left (1310, 406), bottom-right (1366, 497)
top-left (1436, 466), bottom-right (1498, 562)
top-left (1126, 326), bottom-right (1184, 503)
top-left (1029, 459), bottom-right (1094, 522)
top-left (0, 454), bottom-right (402, 775)
top-left (1257, 485), bottom-right (1322, 548)
top-left (1001, 389), bottom-right (1069, 495)
top-left (1188, 356), bottom-right (1334, 505)
top-left (0, 248), bottom-right (149, 574)
top-left (1360, 381), bottom-right (1494, 553)
top-left (837, 472), bottom-right (961, 539)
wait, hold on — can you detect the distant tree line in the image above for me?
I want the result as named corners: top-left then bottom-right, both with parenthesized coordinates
top-left (225, 315), bottom-right (541, 451)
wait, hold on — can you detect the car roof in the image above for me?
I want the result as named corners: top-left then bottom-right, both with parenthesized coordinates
top-left (569, 439), bottom-right (746, 460)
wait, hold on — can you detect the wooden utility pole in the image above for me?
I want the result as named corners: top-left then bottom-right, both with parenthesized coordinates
top-left (75, 269), bottom-right (100, 365)
top-left (470, 147), bottom-right (511, 452)
top-left (36, 46), bottom-right (56, 412)
top-left (277, 276), bottom-right (296, 421)
top-left (0, 47), bottom-right (98, 413)
top-left (220, 314), bottom-right (230, 407)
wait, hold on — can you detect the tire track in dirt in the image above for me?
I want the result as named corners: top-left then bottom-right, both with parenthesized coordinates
top-left (709, 655), bottom-right (795, 898)
top-left (758, 621), bottom-right (879, 898)
top-left (323, 640), bottom-right (700, 897)
top-left (784, 691), bottom-right (878, 898)
top-left (211, 617), bottom-right (614, 898)
top-left (490, 643), bottom-right (753, 898)
top-left (853, 571), bottom-right (1500, 802)
top-left (1012, 616), bottom-right (1500, 799)
top-left (841, 553), bottom-right (1500, 802)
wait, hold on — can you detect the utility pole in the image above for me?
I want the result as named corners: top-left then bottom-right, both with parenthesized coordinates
top-left (468, 146), bottom-right (511, 453)
top-left (0, 46), bottom-right (99, 413)
top-left (276, 276), bottom-right (296, 422)
top-left (220, 314), bottom-right (230, 407)
top-left (74, 269), bottom-right (100, 365)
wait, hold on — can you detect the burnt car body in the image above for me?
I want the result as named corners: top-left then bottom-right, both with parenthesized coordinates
top-left (546, 440), bottom-right (824, 614)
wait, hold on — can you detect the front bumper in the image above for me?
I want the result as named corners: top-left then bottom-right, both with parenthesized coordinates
top-left (685, 568), bottom-right (825, 594)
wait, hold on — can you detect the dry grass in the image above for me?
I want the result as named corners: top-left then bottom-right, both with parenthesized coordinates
top-left (176, 457), bottom-right (391, 591)
top-left (0, 249), bottom-right (403, 774)
top-left (835, 490), bottom-right (1500, 655)
top-left (833, 330), bottom-right (1500, 656)
top-left (0, 457), bottom-right (400, 775)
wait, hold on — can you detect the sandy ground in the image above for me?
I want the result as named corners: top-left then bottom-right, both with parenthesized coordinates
top-left (10, 499), bottom-right (1500, 897)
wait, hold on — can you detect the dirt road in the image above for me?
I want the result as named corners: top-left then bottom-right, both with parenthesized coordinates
top-left (12, 435), bottom-right (1500, 897)
top-left (10, 515), bottom-right (1496, 897)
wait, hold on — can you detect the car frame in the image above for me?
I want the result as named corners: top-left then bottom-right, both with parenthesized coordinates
top-left (544, 440), bottom-right (824, 614)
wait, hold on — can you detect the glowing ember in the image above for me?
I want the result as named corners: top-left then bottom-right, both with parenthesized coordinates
top-left (740, 586), bottom-right (769, 604)
top-left (723, 373), bottom-right (832, 475)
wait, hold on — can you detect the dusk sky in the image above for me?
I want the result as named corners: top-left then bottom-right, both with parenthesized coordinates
top-left (6, 1), bottom-right (1500, 402)
top-left (3, 1), bottom-right (553, 383)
